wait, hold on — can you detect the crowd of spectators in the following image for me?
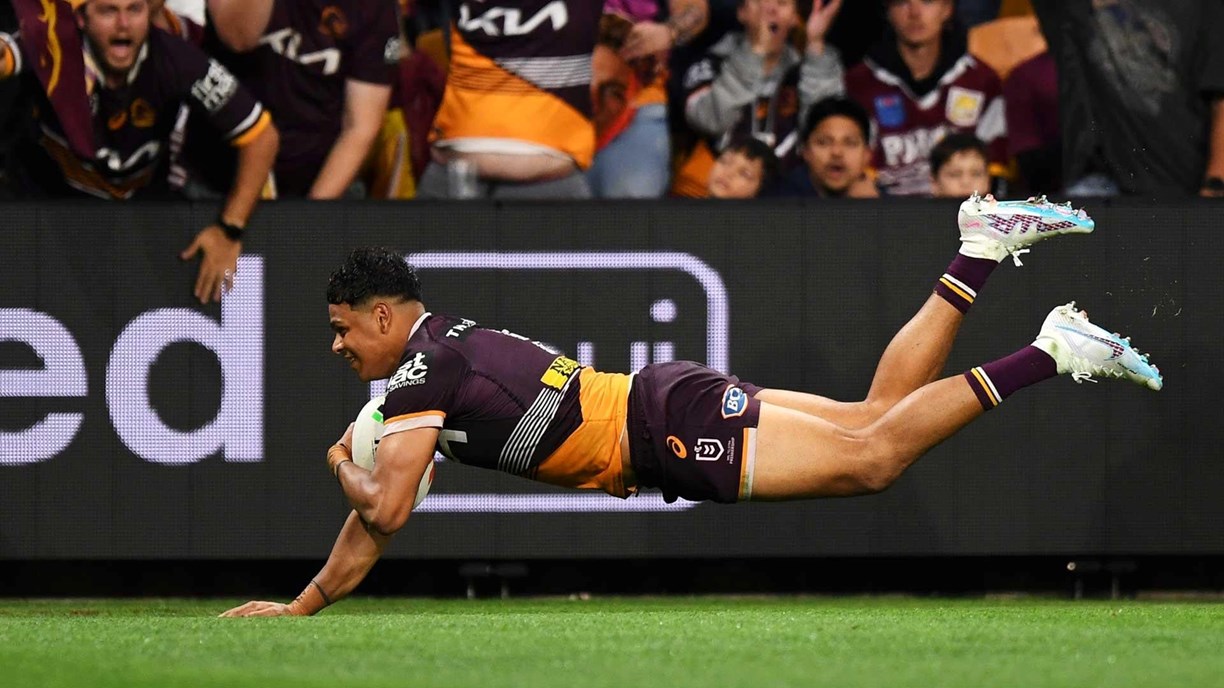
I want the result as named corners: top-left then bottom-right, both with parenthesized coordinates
top-left (1, 0), bottom-right (1221, 211)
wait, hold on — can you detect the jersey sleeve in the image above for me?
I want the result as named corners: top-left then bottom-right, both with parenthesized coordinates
top-left (344, 0), bottom-right (398, 86)
top-left (170, 36), bottom-right (271, 146)
top-left (0, 31), bottom-right (21, 79)
top-left (381, 345), bottom-right (466, 437)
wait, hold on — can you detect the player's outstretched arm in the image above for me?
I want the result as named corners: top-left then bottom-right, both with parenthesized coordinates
top-left (220, 509), bottom-right (391, 617)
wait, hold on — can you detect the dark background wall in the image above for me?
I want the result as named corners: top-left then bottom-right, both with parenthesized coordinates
top-left (1, 199), bottom-right (1219, 565)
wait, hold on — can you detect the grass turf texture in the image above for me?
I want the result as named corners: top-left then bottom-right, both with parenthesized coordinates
top-left (1, 598), bottom-right (1221, 688)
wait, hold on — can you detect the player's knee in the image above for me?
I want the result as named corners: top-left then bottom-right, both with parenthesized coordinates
top-left (851, 435), bottom-right (904, 495)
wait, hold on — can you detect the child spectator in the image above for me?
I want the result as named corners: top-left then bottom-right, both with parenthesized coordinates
top-left (707, 137), bottom-right (777, 198)
top-left (929, 132), bottom-right (990, 197)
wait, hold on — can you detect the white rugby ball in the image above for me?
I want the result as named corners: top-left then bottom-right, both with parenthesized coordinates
top-left (351, 394), bottom-right (434, 508)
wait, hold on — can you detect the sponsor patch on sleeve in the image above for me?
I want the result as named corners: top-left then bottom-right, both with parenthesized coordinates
top-left (540, 355), bottom-right (580, 390)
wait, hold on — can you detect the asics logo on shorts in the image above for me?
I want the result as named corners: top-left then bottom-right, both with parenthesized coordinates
top-left (721, 386), bottom-right (748, 419)
top-left (667, 435), bottom-right (687, 459)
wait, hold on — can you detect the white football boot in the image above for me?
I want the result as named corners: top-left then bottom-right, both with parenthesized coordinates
top-left (958, 193), bottom-right (1095, 265)
top-left (1032, 302), bottom-right (1163, 391)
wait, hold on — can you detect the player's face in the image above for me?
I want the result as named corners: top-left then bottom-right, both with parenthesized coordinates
top-left (931, 150), bottom-right (990, 198)
top-left (886, 0), bottom-right (952, 48)
top-left (328, 302), bottom-right (399, 382)
top-left (79, 0), bottom-right (151, 77)
top-left (802, 115), bottom-right (871, 195)
top-left (708, 150), bottom-right (765, 199)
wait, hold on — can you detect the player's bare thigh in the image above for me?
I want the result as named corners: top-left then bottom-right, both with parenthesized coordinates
top-left (753, 389), bottom-right (882, 430)
top-left (749, 401), bottom-right (882, 500)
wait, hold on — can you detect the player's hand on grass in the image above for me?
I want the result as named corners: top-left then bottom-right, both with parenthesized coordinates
top-left (180, 225), bottom-right (241, 305)
top-left (219, 600), bottom-right (296, 617)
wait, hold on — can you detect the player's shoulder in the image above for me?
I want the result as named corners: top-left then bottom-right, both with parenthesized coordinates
top-left (383, 315), bottom-right (474, 397)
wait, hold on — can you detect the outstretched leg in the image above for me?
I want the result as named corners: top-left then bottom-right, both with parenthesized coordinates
top-left (757, 195), bottom-right (1096, 429)
top-left (747, 302), bottom-right (1162, 500)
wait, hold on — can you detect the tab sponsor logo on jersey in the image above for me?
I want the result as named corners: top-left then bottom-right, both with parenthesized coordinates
top-left (694, 438), bottom-right (724, 462)
top-left (388, 351), bottom-right (432, 390)
top-left (945, 87), bottom-right (984, 127)
top-left (873, 94), bottom-right (906, 129)
top-left (540, 355), bottom-right (579, 390)
top-left (444, 318), bottom-right (478, 340)
top-left (720, 385), bottom-right (748, 419)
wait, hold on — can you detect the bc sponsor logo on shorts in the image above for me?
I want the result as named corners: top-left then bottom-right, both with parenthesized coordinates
top-left (721, 385), bottom-right (748, 419)
top-left (667, 435), bottom-right (687, 459)
top-left (694, 438), bottom-right (724, 462)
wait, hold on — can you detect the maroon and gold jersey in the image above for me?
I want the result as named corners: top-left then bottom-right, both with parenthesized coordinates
top-left (432, 0), bottom-right (600, 168)
top-left (381, 313), bottom-right (633, 497)
top-left (11, 28), bottom-right (267, 199)
top-left (846, 52), bottom-right (1007, 197)
top-left (205, 0), bottom-right (399, 195)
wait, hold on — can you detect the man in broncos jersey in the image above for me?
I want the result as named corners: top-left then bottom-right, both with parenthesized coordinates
top-left (0, 0), bottom-right (279, 304)
top-left (194, 0), bottom-right (398, 198)
top-left (222, 196), bottom-right (1165, 617)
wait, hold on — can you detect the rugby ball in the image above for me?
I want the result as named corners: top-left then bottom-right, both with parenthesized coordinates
top-left (351, 395), bottom-right (434, 508)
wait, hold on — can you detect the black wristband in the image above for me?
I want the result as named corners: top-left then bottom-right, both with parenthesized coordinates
top-left (217, 216), bottom-right (245, 241)
top-left (310, 579), bottom-right (334, 606)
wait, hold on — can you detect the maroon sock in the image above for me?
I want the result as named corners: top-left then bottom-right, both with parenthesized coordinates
top-left (935, 254), bottom-right (998, 313)
top-left (964, 346), bottom-right (1058, 410)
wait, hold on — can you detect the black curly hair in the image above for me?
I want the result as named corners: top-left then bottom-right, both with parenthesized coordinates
top-left (326, 247), bottom-right (423, 306)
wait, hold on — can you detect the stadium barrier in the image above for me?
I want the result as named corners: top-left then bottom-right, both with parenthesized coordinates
top-left (1, 199), bottom-right (1220, 559)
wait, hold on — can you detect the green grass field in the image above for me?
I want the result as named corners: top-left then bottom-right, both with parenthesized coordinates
top-left (1, 597), bottom-right (1222, 688)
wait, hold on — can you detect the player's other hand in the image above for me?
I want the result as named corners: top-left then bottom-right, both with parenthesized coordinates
top-left (219, 600), bottom-right (296, 617)
top-left (180, 225), bottom-right (241, 304)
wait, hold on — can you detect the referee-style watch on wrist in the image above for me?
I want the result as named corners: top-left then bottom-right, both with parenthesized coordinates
top-left (217, 216), bottom-right (245, 241)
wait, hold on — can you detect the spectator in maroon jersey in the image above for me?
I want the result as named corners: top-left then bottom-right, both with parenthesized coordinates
top-left (198, 0), bottom-right (398, 198)
top-left (929, 132), bottom-right (989, 198)
top-left (1003, 49), bottom-right (1059, 197)
top-left (0, 0), bottom-right (279, 304)
top-left (845, 0), bottom-right (1008, 197)
top-left (776, 95), bottom-right (878, 198)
